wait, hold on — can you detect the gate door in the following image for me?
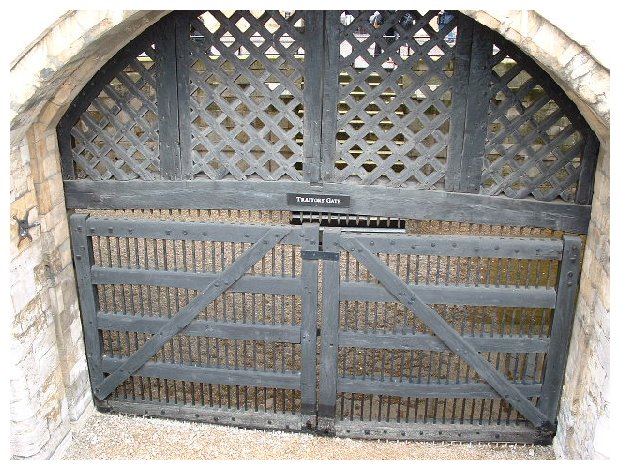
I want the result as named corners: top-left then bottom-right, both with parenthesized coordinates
top-left (70, 213), bottom-right (320, 431)
top-left (318, 229), bottom-right (581, 443)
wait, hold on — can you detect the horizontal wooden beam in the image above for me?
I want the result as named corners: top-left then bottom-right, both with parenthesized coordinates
top-left (337, 377), bottom-right (542, 399)
top-left (337, 330), bottom-right (550, 353)
top-left (101, 400), bottom-right (304, 431)
top-left (97, 312), bottom-right (302, 343)
top-left (101, 357), bottom-right (302, 389)
top-left (91, 267), bottom-right (303, 296)
top-left (86, 216), bottom-right (304, 245)
top-left (338, 233), bottom-right (564, 260)
top-left (339, 281), bottom-right (556, 308)
top-left (64, 180), bottom-right (591, 233)
top-left (334, 421), bottom-right (539, 443)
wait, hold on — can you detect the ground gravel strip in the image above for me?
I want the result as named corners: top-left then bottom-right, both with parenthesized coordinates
top-left (61, 411), bottom-right (555, 460)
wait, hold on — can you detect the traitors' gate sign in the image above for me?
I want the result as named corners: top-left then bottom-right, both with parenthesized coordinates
top-left (287, 193), bottom-right (351, 209)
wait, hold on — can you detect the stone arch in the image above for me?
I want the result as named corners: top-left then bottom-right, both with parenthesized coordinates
top-left (9, 10), bottom-right (609, 459)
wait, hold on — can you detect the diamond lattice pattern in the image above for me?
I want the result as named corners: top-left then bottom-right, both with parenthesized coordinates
top-left (333, 10), bottom-right (456, 188)
top-left (70, 46), bottom-right (160, 180)
top-left (482, 38), bottom-right (587, 202)
top-left (189, 11), bottom-right (306, 181)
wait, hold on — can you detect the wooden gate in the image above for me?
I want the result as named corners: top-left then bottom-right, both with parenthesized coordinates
top-left (60, 10), bottom-right (597, 443)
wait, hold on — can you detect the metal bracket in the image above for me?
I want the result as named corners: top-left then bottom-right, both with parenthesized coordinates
top-left (301, 250), bottom-right (340, 261)
top-left (13, 209), bottom-right (40, 246)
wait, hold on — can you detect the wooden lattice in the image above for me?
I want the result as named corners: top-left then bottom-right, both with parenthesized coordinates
top-left (331, 10), bottom-right (457, 187)
top-left (70, 43), bottom-right (160, 181)
top-left (481, 36), bottom-right (589, 202)
top-left (188, 11), bottom-right (306, 181)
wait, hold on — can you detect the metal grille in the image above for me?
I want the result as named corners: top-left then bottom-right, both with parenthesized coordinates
top-left (331, 10), bottom-right (456, 187)
top-left (481, 35), bottom-right (589, 202)
top-left (188, 11), bottom-right (306, 181)
top-left (70, 42), bottom-right (160, 181)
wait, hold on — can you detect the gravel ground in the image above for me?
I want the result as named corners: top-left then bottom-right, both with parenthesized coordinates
top-left (60, 410), bottom-right (555, 460)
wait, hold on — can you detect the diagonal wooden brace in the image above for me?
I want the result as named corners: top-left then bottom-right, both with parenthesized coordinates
top-left (94, 226), bottom-right (291, 400)
top-left (339, 237), bottom-right (551, 429)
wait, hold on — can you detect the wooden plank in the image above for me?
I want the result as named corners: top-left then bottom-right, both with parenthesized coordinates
top-left (317, 229), bottom-right (341, 431)
top-left (445, 14), bottom-right (474, 192)
top-left (93, 226), bottom-right (290, 399)
top-left (539, 235), bottom-right (583, 421)
top-left (174, 12), bottom-right (194, 180)
top-left (102, 400), bottom-right (303, 431)
top-left (97, 313), bottom-right (302, 343)
top-left (85, 216), bottom-right (304, 245)
top-left (300, 224), bottom-right (320, 421)
top-left (101, 357), bottom-right (301, 389)
top-left (56, 124), bottom-right (75, 179)
top-left (342, 232), bottom-right (564, 259)
top-left (90, 267), bottom-right (303, 296)
top-left (319, 11), bottom-right (341, 183)
top-left (64, 179), bottom-right (592, 233)
top-left (334, 421), bottom-right (539, 443)
top-left (575, 129), bottom-right (600, 205)
top-left (302, 11), bottom-right (323, 183)
top-left (339, 237), bottom-right (550, 428)
top-left (458, 22), bottom-right (493, 193)
top-left (154, 14), bottom-right (181, 180)
top-left (69, 214), bottom-right (105, 390)
top-left (338, 331), bottom-right (550, 353)
top-left (339, 281), bottom-right (557, 308)
top-left (337, 377), bottom-right (542, 399)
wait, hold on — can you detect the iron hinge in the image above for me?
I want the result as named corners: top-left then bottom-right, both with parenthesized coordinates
top-left (301, 250), bottom-right (339, 261)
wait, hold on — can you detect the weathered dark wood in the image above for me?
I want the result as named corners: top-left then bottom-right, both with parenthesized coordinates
top-left (102, 400), bottom-right (303, 431)
top-left (69, 214), bottom-right (105, 390)
top-left (302, 12), bottom-right (324, 183)
top-left (86, 216), bottom-right (304, 245)
top-left (90, 267), bottom-right (303, 296)
top-left (342, 232), bottom-right (564, 259)
top-left (539, 235), bottom-right (583, 421)
top-left (300, 224), bottom-right (320, 421)
top-left (319, 10), bottom-right (342, 183)
top-left (458, 22), bottom-right (493, 193)
top-left (339, 237), bottom-right (549, 428)
top-left (174, 12), bottom-right (194, 180)
top-left (64, 179), bottom-right (592, 233)
top-left (57, 22), bottom-right (160, 140)
top-left (334, 422), bottom-right (539, 444)
top-left (338, 330), bottom-right (550, 353)
top-left (339, 281), bottom-right (556, 308)
top-left (445, 14), bottom-right (474, 192)
top-left (575, 129), bottom-right (601, 205)
top-left (337, 377), bottom-right (541, 399)
top-left (155, 14), bottom-right (182, 180)
top-left (317, 229), bottom-right (341, 431)
top-left (94, 226), bottom-right (290, 399)
top-left (97, 313), bottom-right (302, 343)
top-left (101, 357), bottom-right (301, 389)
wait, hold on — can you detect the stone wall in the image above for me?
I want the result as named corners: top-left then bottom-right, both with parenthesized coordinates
top-left (9, 10), bottom-right (610, 459)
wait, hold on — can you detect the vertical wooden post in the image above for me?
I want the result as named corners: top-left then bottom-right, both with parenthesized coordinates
top-left (69, 213), bottom-right (106, 394)
top-left (446, 15), bottom-right (493, 193)
top-left (320, 11), bottom-right (341, 184)
top-left (575, 129), bottom-right (600, 204)
top-left (156, 14), bottom-right (182, 180)
top-left (300, 224), bottom-right (320, 428)
top-left (302, 11), bottom-right (324, 184)
top-left (539, 235), bottom-right (583, 422)
top-left (317, 228), bottom-right (341, 433)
